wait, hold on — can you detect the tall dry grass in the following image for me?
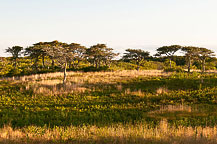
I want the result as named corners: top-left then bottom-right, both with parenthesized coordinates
top-left (0, 120), bottom-right (217, 144)
top-left (0, 70), bottom-right (169, 82)
top-left (1, 69), bottom-right (216, 83)
top-left (8, 70), bottom-right (171, 95)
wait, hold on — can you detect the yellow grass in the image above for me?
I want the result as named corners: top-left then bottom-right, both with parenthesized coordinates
top-left (0, 70), bottom-right (169, 82)
top-left (0, 121), bottom-right (217, 144)
top-left (3, 70), bottom-right (171, 96)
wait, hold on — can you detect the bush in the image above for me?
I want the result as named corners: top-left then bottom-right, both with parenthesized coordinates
top-left (164, 66), bottom-right (184, 72)
top-left (111, 61), bottom-right (160, 71)
top-left (164, 59), bottom-right (177, 68)
top-left (7, 68), bottom-right (23, 76)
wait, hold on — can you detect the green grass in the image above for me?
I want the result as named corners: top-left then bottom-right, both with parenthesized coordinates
top-left (0, 72), bottom-right (216, 127)
top-left (0, 71), bottom-right (217, 143)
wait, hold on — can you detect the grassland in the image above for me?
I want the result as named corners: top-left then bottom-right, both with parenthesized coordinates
top-left (0, 70), bottom-right (217, 143)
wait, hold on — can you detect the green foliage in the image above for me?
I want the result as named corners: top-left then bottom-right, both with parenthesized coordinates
top-left (5, 46), bottom-right (23, 68)
top-left (206, 61), bottom-right (217, 70)
top-left (7, 68), bottom-right (23, 76)
top-left (0, 58), bottom-right (12, 76)
top-left (122, 49), bottom-right (150, 70)
top-left (110, 62), bottom-right (138, 70)
top-left (164, 66), bottom-right (184, 72)
top-left (109, 61), bottom-right (159, 71)
top-left (86, 44), bottom-right (118, 68)
top-left (164, 59), bottom-right (177, 68)
top-left (155, 45), bottom-right (181, 57)
top-left (163, 59), bottom-right (184, 72)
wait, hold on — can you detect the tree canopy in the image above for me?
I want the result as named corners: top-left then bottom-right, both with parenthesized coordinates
top-left (155, 45), bottom-right (182, 68)
top-left (123, 49), bottom-right (150, 70)
top-left (86, 44), bottom-right (118, 68)
top-left (5, 46), bottom-right (23, 68)
top-left (197, 48), bottom-right (215, 73)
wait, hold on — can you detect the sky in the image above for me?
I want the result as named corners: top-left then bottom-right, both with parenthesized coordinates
top-left (0, 0), bottom-right (217, 57)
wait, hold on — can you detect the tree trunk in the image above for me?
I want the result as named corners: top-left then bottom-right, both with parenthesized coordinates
top-left (95, 60), bottom-right (98, 68)
top-left (93, 60), bottom-right (95, 67)
top-left (42, 56), bottom-right (45, 68)
top-left (136, 61), bottom-right (140, 71)
top-left (188, 57), bottom-right (191, 73)
top-left (108, 61), bottom-right (111, 68)
top-left (98, 60), bottom-right (101, 68)
top-left (137, 65), bottom-right (140, 71)
top-left (72, 60), bottom-right (76, 69)
top-left (52, 60), bottom-right (54, 68)
top-left (63, 62), bottom-right (67, 85)
top-left (96, 62), bottom-right (98, 68)
top-left (68, 62), bottom-right (71, 69)
top-left (202, 59), bottom-right (206, 73)
top-left (76, 60), bottom-right (80, 69)
top-left (14, 58), bottom-right (17, 68)
top-left (33, 58), bottom-right (39, 72)
top-left (169, 59), bottom-right (172, 68)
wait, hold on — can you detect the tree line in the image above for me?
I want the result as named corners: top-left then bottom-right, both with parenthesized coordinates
top-left (5, 41), bottom-right (216, 83)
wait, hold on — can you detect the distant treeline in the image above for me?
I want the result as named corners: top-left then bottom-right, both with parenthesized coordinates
top-left (1, 41), bottom-right (216, 79)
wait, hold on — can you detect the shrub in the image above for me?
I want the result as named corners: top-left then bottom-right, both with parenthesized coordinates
top-left (164, 59), bottom-right (177, 68)
top-left (164, 66), bottom-right (184, 72)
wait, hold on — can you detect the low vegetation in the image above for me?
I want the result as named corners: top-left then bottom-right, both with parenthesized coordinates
top-left (0, 70), bottom-right (217, 143)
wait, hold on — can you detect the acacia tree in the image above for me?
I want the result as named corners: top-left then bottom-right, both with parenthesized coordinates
top-left (68, 43), bottom-right (86, 69)
top-left (103, 49), bottom-right (119, 68)
top-left (42, 41), bottom-right (74, 84)
top-left (5, 46), bottom-right (23, 68)
top-left (123, 49), bottom-right (150, 70)
top-left (181, 46), bottom-right (200, 73)
top-left (25, 46), bottom-right (43, 71)
top-left (45, 41), bottom-right (67, 68)
top-left (155, 45), bottom-right (181, 68)
top-left (32, 42), bottom-right (48, 68)
top-left (197, 48), bottom-right (215, 73)
top-left (86, 44), bottom-right (117, 68)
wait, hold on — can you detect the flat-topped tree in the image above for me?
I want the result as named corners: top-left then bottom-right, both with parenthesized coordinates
top-left (25, 45), bottom-right (45, 71)
top-left (42, 40), bottom-right (74, 84)
top-left (155, 45), bottom-right (181, 68)
top-left (197, 48), bottom-right (215, 73)
top-left (5, 46), bottom-right (23, 68)
top-left (32, 42), bottom-right (47, 68)
top-left (103, 48), bottom-right (119, 68)
top-left (123, 49), bottom-right (150, 70)
top-left (181, 46), bottom-right (200, 73)
top-left (68, 43), bottom-right (86, 69)
top-left (43, 40), bottom-right (64, 68)
top-left (26, 42), bottom-right (56, 69)
top-left (86, 44), bottom-right (117, 68)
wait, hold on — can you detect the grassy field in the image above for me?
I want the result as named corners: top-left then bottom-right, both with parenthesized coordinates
top-left (0, 70), bottom-right (217, 143)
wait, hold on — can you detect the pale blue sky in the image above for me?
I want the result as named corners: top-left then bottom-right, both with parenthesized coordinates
top-left (0, 0), bottom-right (217, 56)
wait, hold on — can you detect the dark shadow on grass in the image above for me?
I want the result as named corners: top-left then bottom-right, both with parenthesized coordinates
top-left (120, 76), bottom-right (217, 92)
top-left (0, 136), bottom-right (216, 144)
